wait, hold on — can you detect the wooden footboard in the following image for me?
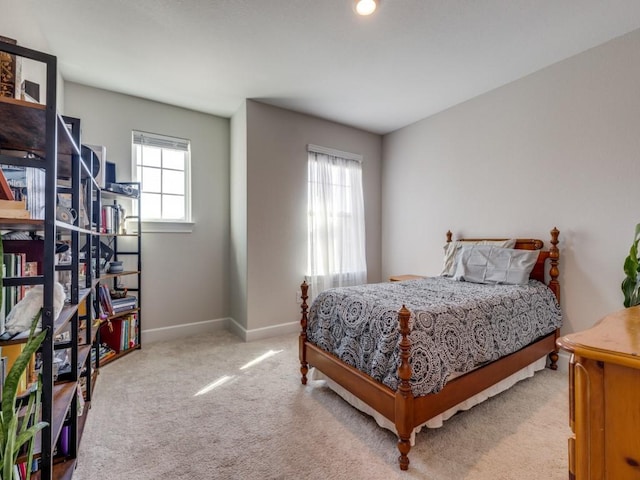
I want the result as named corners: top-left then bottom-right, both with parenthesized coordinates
top-left (299, 228), bottom-right (561, 470)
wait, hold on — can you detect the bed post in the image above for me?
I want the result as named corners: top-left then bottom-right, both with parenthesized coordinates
top-left (548, 227), bottom-right (560, 303)
top-left (299, 280), bottom-right (310, 385)
top-left (395, 305), bottom-right (414, 471)
top-left (446, 230), bottom-right (453, 243)
top-left (548, 227), bottom-right (560, 370)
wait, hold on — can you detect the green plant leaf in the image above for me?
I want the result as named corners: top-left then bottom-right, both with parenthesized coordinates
top-left (14, 421), bottom-right (47, 457)
top-left (0, 311), bottom-right (46, 477)
top-left (624, 254), bottom-right (639, 279)
top-left (2, 414), bottom-right (17, 480)
top-left (622, 277), bottom-right (636, 308)
top-left (622, 223), bottom-right (640, 307)
top-left (24, 376), bottom-right (45, 480)
top-left (1, 326), bottom-right (46, 430)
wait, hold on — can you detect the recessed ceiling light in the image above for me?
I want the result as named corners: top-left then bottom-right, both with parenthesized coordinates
top-left (355, 0), bottom-right (378, 16)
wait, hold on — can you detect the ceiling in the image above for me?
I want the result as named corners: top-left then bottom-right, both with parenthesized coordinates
top-left (18, 0), bottom-right (640, 134)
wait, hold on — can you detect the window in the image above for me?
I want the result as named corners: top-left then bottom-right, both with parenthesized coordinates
top-left (307, 144), bottom-right (367, 299)
top-left (132, 131), bottom-right (191, 222)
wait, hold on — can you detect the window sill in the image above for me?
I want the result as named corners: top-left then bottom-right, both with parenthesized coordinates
top-left (131, 220), bottom-right (195, 234)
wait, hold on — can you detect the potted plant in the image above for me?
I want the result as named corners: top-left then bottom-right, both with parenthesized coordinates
top-left (0, 239), bottom-right (48, 480)
top-left (622, 223), bottom-right (640, 308)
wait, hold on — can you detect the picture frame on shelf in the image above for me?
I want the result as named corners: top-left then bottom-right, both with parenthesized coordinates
top-left (0, 35), bottom-right (17, 98)
top-left (83, 144), bottom-right (107, 188)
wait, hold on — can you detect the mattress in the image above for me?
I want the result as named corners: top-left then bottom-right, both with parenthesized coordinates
top-left (307, 276), bottom-right (562, 397)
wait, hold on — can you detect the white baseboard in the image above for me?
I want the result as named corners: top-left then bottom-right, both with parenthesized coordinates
top-left (142, 317), bottom-right (300, 344)
top-left (226, 318), bottom-right (300, 342)
top-left (142, 317), bottom-right (230, 344)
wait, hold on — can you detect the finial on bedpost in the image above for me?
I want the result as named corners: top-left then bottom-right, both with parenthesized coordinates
top-left (396, 305), bottom-right (413, 470)
top-left (548, 228), bottom-right (560, 370)
top-left (446, 230), bottom-right (453, 243)
top-left (299, 280), bottom-right (310, 384)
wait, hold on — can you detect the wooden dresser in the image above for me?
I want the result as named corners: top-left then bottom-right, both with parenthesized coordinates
top-left (556, 306), bottom-right (640, 479)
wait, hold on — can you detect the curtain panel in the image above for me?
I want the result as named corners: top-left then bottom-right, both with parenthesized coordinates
top-left (307, 149), bottom-right (367, 300)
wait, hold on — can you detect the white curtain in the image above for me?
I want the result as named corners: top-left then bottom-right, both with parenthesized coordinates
top-left (307, 149), bottom-right (367, 301)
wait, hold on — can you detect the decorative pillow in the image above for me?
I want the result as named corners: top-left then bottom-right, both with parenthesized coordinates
top-left (452, 245), bottom-right (539, 285)
top-left (441, 238), bottom-right (516, 276)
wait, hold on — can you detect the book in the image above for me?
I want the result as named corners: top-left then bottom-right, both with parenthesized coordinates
top-left (110, 296), bottom-right (137, 313)
top-left (0, 356), bottom-right (6, 396)
top-left (3, 239), bottom-right (44, 275)
top-left (0, 264), bottom-right (5, 334)
top-left (3, 253), bottom-right (17, 318)
top-left (3, 343), bottom-right (28, 394)
top-left (91, 342), bottom-right (116, 364)
top-left (0, 165), bottom-right (46, 219)
top-left (98, 284), bottom-right (114, 316)
top-left (100, 315), bottom-right (138, 352)
top-left (23, 261), bottom-right (37, 276)
top-left (16, 252), bottom-right (26, 299)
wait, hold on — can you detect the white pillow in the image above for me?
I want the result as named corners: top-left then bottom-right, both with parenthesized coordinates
top-left (452, 245), bottom-right (538, 285)
top-left (441, 238), bottom-right (516, 276)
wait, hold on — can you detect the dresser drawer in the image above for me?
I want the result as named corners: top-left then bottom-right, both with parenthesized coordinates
top-left (568, 354), bottom-right (575, 432)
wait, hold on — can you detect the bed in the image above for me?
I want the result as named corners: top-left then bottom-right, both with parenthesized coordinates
top-left (298, 228), bottom-right (561, 470)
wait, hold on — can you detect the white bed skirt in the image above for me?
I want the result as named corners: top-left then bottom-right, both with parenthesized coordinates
top-left (308, 356), bottom-right (547, 445)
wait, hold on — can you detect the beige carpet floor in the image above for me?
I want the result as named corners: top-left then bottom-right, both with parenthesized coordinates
top-left (74, 330), bottom-right (570, 480)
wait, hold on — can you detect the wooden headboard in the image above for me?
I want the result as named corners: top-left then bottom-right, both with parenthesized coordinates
top-left (446, 227), bottom-right (560, 303)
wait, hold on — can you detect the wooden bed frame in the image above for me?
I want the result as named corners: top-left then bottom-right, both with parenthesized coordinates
top-left (298, 228), bottom-right (560, 470)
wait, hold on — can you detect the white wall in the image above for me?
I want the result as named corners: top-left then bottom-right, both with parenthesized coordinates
top-left (231, 100), bottom-right (382, 340)
top-left (382, 28), bottom-right (640, 335)
top-left (230, 101), bottom-right (248, 329)
top-left (64, 82), bottom-right (230, 341)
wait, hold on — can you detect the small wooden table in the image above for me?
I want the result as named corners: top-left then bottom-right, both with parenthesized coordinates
top-left (389, 274), bottom-right (426, 282)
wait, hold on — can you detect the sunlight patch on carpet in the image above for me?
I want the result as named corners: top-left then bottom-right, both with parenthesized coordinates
top-left (194, 374), bottom-right (235, 396)
top-left (239, 349), bottom-right (283, 370)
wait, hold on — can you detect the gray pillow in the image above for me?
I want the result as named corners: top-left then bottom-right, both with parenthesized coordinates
top-left (441, 238), bottom-right (517, 276)
top-left (452, 245), bottom-right (539, 285)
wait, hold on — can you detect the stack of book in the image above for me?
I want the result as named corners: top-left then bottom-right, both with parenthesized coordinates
top-left (98, 284), bottom-right (137, 316)
top-left (90, 343), bottom-right (116, 364)
top-left (111, 295), bottom-right (137, 314)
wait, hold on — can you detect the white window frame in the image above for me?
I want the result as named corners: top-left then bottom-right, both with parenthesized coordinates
top-left (131, 130), bottom-right (194, 233)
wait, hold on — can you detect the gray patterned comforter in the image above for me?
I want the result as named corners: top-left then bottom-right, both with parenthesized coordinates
top-left (307, 277), bottom-right (562, 397)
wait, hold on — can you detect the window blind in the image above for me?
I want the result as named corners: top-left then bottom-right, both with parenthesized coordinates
top-left (133, 131), bottom-right (190, 152)
top-left (307, 144), bottom-right (362, 162)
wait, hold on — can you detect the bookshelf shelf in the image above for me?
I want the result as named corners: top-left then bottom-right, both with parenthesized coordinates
top-left (50, 382), bottom-right (77, 450)
top-left (0, 288), bottom-right (92, 346)
top-left (31, 458), bottom-right (77, 480)
top-left (0, 97), bottom-right (87, 177)
top-left (95, 184), bottom-right (142, 369)
top-left (104, 307), bottom-right (140, 321)
top-left (0, 218), bottom-right (44, 230)
top-left (76, 345), bottom-right (92, 374)
top-left (16, 382), bottom-right (77, 464)
top-left (100, 270), bottom-right (139, 280)
top-left (99, 344), bottom-right (141, 367)
top-left (52, 460), bottom-right (76, 480)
